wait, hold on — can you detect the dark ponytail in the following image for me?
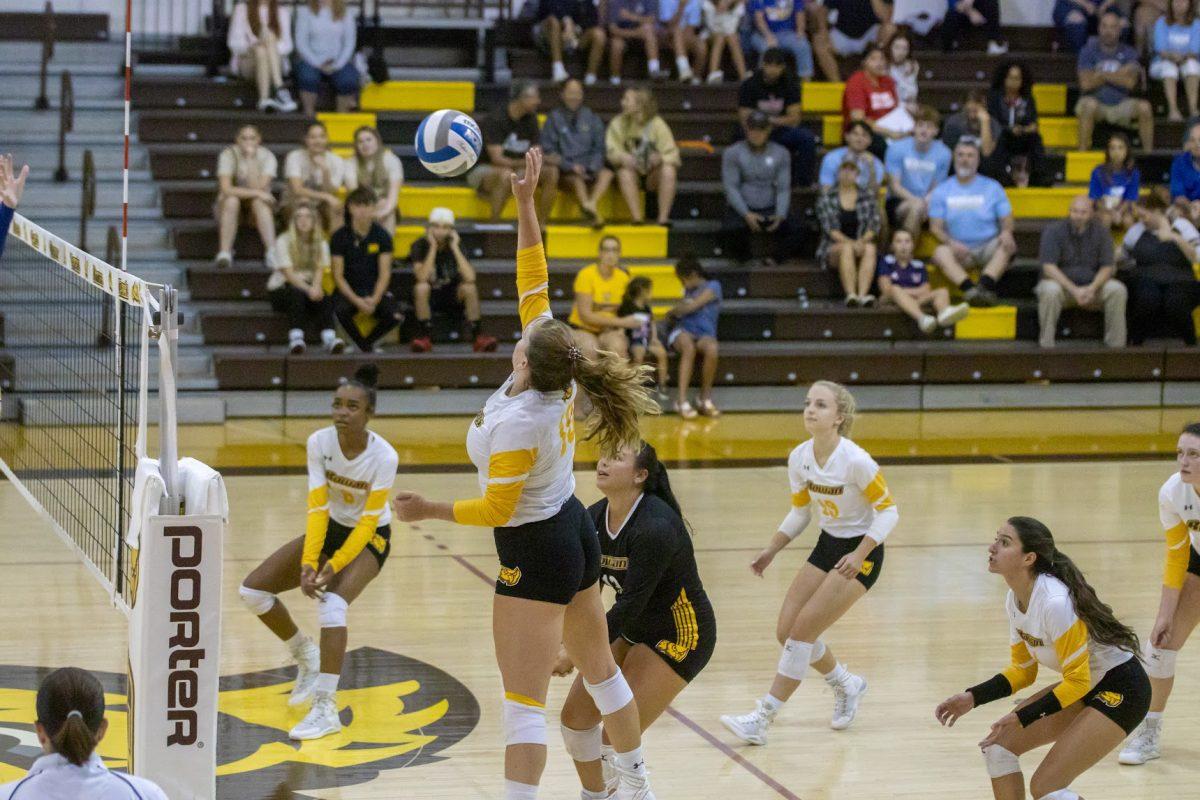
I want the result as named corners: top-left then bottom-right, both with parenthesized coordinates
top-left (36, 667), bottom-right (105, 766)
top-left (1008, 516), bottom-right (1141, 656)
top-left (343, 363), bottom-right (379, 411)
top-left (634, 442), bottom-right (692, 534)
top-left (1183, 420), bottom-right (1200, 438)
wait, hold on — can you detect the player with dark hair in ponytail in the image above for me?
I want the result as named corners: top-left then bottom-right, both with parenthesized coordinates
top-left (0, 667), bottom-right (167, 799)
top-left (555, 441), bottom-right (716, 800)
top-left (935, 516), bottom-right (1150, 800)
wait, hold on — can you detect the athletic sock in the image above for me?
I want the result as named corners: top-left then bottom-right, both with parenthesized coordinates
top-left (504, 779), bottom-right (539, 800)
top-left (613, 746), bottom-right (646, 775)
top-left (675, 55), bottom-right (690, 73)
top-left (824, 663), bottom-right (849, 685)
top-left (284, 632), bottom-right (307, 656)
top-left (647, 58), bottom-right (661, 73)
top-left (1145, 711), bottom-right (1163, 728)
top-left (979, 274), bottom-right (998, 291)
top-left (761, 694), bottom-right (784, 714)
top-left (958, 278), bottom-right (975, 291)
top-left (581, 789), bottom-right (609, 800)
top-left (315, 672), bottom-right (339, 695)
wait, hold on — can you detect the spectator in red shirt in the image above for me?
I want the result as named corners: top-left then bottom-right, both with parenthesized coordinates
top-left (842, 44), bottom-right (905, 158)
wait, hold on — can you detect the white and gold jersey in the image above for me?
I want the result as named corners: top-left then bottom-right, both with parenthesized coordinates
top-left (453, 244), bottom-right (578, 529)
top-left (781, 437), bottom-right (898, 543)
top-left (1158, 472), bottom-right (1200, 589)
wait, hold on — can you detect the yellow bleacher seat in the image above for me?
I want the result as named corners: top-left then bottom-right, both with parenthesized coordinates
top-left (803, 83), bottom-right (845, 114)
top-left (822, 115), bottom-right (843, 146)
top-left (1031, 84), bottom-right (1067, 116)
top-left (360, 81), bottom-right (475, 113)
top-left (628, 264), bottom-right (683, 299)
top-left (1006, 187), bottom-right (1083, 218)
top-left (548, 225), bottom-right (668, 259)
top-left (1039, 117), bottom-right (1079, 149)
top-left (392, 225), bottom-right (425, 255)
top-left (398, 186), bottom-right (640, 223)
top-left (955, 307), bottom-right (1017, 340)
top-left (1066, 151), bottom-right (1104, 184)
top-left (316, 112), bottom-right (378, 144)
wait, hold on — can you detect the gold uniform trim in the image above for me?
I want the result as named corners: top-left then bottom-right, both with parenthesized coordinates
top-left (656, 588), bottom-right (700, 663)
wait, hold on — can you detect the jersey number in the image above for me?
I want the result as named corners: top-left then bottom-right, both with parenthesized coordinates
top-left (559, 403), bottom-right (576, 454)
top-left (818, 499), bottom-right (840, 519)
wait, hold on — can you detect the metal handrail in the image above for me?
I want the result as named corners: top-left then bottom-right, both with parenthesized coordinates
top-left (54, 71), bottom-right (74, 183)
top-left (80, 149), bottom-right (96, 253)
top-left (34, 1), bottom-right (55, 110)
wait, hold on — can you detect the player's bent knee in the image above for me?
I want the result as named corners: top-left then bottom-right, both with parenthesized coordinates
top-left (584, 669), bottom-right (635, 716)
top-left (318, 592), bottom-right (349, 628)
top-left (561, 723), bottom-right (603, 762)
top-left (504, 695), bottom-right (547, 746)
top-left (1144, 644), bottom-right (1178, 679)
top-left (1035, 790), bottom-right (1079, 800)
top-left (982, 744), bottom-right (1021, 778)
top-left (239, 583), bottom-right (276, 616)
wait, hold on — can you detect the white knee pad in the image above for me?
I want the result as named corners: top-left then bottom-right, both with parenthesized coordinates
top-left (318, 592), bottom-right (348, 628)
top-left (810, 638), bottom-right (827, 664)
top-left (1144, 644), bottom-right (1178, 680)
top-left (1036, 791), bottom-right (1079, 800)
top-left (239, 584), bottom-right (276, 616)
top-left (503, 694), bottom-right (547, 746)
top-left (584, 670), bottom-right (635, 716)
top-left (560, 722), bottom-right (603, 762)
top-left (983, 744), bottom-right (1021, 779)
top-left (777, 639), bottom-right (815, 681)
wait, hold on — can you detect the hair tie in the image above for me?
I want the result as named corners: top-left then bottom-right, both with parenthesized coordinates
top-left (66, 710), bottom-right (83, 720)
top-left (567, 346), bottom-right (582, 362)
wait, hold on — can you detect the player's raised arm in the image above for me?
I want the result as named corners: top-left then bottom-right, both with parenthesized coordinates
top-left (512, 148), bottom-right (551, 330)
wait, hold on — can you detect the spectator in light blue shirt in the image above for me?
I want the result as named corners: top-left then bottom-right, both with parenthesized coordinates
top-left (929, 138), bottom-right (1016, 307)
top-left (1149, 0), bottom-right (1200, 121)
top-left (1088, 131), bottom-right (1139, 229)
top-left (884, 104), bottom-right (950, 237)
top-left (748, 0), bottom-right (814, 78)
top-left (819, 120), bottom-right (885, 190)
top-left (294, 0), bottom-right (359, 117)
top-left (1170, 120), bottom-right (1200, 224)
top-left (665, 256), bottom-right (723, 419)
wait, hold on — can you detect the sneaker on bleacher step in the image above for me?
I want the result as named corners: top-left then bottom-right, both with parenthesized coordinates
top-left (214, 251), bottom-right (232, 270)
top-left (964, 285), bottom-right (997, 307)
top-left (275, 87), bottom-right (298, 113)
top-left (919, 314), bottom-right (938, 333)
top-left (288, 329), bottom-right (306, 355)
top-left (986, 40), bottom-right (1008, 55)
top-left (937, 302), bottom-right (970, 327)
top-left (411, 336), bottom-right (433, 353)
top-left (706, 70), bottom-right (724, 84)
top-left (552, 61), bottom-right (570, 83)
top-left (845, 293), bottom-right (860, 307)
top-left (584, 73), bottom-right (598, 86)
top-left (860, 294), bottom-right (876, 308)
top-left (321, 329), bottom-right (346, 354)
top-left (257, 96), bottom-right (279, 113)
top-left (473, 334), bottom-right (499, 352)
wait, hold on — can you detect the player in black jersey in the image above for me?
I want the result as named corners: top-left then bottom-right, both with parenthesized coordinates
top-left (555, 442), bottom-right (716, 800)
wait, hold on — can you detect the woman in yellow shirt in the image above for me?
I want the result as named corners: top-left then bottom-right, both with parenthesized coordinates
top-left (568, 234), bottom-right (643, 358)
top-left (597, 88), bottom-right (681, 226)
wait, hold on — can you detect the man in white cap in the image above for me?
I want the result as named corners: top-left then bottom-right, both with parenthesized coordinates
top-left (406, 207), bottom-right (497, 353)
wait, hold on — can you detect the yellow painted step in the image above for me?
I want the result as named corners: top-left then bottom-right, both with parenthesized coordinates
top-left (955, 306), bottom-right (1017, 340)
top-left (1007, 187), bottom-right (1084, 218)
top-left (1039, 117), bottom-right (1078, 149)
top-left (1032, 84), bottom-right (1067, 116)
top-left (548, 225), bottom-right (668, 259)
top-left (822, 115), bottom-right (843, 146)
top-left (1066, 150), bottom-right (1104, 183)
top-left (316, 112), bottom-right (378, 144)
top-left (398, 185), bottom-right (640, 222)
top-left (360, 81), bottom-right (475, 112)
top-left (628, 264), bottom-right (683, 299)
top-left (392, 224), bottom-right (425, 256)
top-left (803, 82), bottom-right (845, 114)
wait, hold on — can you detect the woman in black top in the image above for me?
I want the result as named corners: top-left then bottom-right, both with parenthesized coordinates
top-left (557, 442), bottom-right (716, 799)
top-left (1121, 193), bottom-right (1200, 346)
top-left (816, 158), bottom-right (882, 308)
top-left (987, 60), bottom-right (1046, 187)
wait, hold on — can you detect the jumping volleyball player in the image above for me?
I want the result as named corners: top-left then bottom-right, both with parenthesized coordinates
top-left (555, 442), bottom-right (716, 799)
top-left (1118, 421), bottom-right (1200, 766)
top-left (239, 364), bottom-right (399, 741)
top-left (935, 517), bottom-right (1149, 800)
top-left (391, 148), bottom-right (661, 800)
top-left (721, 380), bottom-right (897, 744)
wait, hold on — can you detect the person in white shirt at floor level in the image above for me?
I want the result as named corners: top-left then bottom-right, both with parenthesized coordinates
top-left (0, 667), bottom-right (169, 800)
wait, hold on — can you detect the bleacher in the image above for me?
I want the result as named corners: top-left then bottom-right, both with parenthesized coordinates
top-left (129, 15), bottom-right (1200, 398)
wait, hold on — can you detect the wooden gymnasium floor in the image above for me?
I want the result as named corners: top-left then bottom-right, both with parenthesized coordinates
top-left (1, 409), bottom-right (1198, 799)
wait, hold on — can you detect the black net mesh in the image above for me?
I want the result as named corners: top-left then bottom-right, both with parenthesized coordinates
top-left (0, 222), bottom-right (142, 608)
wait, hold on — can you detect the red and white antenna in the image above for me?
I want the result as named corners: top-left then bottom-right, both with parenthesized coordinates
top-left (120, 0), bottom-right (131, 272)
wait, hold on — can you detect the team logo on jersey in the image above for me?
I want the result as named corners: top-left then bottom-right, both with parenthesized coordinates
top-left (860, 560), bottom-right (874, 576)
top-left (498, 565), bottom-right (522, 586)
top-left (1016, 629), bottom-right (1045, 648)
top-left (601, 555), bottom-right (628, 571)
top-left (1187, 519), bottom-right (1200, 532)
top-left (0, 648), bottom-right (480, 799)
top-left (473, 409), bottom-right (485, 427)
top-left (1094, 691), bottom-right (1124, 708)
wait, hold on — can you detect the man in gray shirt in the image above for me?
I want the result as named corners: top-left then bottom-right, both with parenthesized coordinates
top-left (1035, 195), bottom-right (1127, 348)
top-left (721, 110), bottom-right (793, 263)
top-left (541, 78), bottom-right (608, 225)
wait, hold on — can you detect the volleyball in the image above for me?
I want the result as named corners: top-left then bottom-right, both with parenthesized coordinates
top-left (415, 109), bottom-right (483, 177)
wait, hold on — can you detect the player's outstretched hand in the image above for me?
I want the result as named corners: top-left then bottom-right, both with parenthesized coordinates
top-left (510, 147), bottom-right (542, 203)
top-left (392, 491), bottom-right (428, 522)
top-left (313, 562), bottom-right (336, 591)
top-left (934, 691), bottom-right (974, 727)
top-left (300, 564), bottom-right (321, 599)
top-left (750, 548), bottom-right (776, 576)
top-left (0, 154), bottom-right (29, 210)
top-left (978, 712), bottom-right (1019, 749)
top-left (552, 647), bottom-right (575, 677)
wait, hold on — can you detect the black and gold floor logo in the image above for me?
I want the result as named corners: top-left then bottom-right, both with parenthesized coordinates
top-left (0, 647), bottom-right (480, 799)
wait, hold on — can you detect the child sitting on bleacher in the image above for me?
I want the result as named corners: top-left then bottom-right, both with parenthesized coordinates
top-left (702, 0), bottom-right (747, 83)
top-left (1089, 131), bottom-right (1140, 230)
top-left (617, 276), bottom-right (670, 400)
top-left (666, 257), bottom-right (722, 419)
top-left (877, 229), bottom-right (970, 334)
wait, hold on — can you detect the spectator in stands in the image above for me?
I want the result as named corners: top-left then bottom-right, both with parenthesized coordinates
top-left (1076, 10), bottom-right (1154, 151)
top-left (929, 138), bottom-right (1016, 307)
top-left (941, 0), bottom-right (1007, 54)
top-left (987, 60), bottom-right (1047, 187)
top-left (702, 0), bottom-right (748, 83)
top-left (813, 0), bottom-right (895, 65)
top-left (542, 79), bottom-right (608, 225)
top-left (283, 121), bottom-right (349, 234)
top-left (1122, 192), bottom-right (1200, 345)
top-left (471, 82), bottom-right (557, 224)
top-left (721, 110), bottom-right (794, 263)
top-left (1134, 0), bottom-right (1169, 55)
top-left (1150, 0), bottom-right (1200, 122)
top-left (819, 120), bottom-right (885, 191)
top-left (267, 202), bottom-right (346, 355)
top-left (606, 87), bottom-right (681, 225)
top-left (941, 89), bottom-right (1000, 171)
top-left (536, 0), bottom-right (608, 84)
top-left (1035, 195), bottom-right (1128, 348)
top-left (885, 105), bottom-right (951, 236)
top-left (843, 44), bottom-right (908, 157)
top-left (665, 256), bottom-right (722, 418)
top-left (888, 29), bottom-right (919, 113)
top-left (294, 0), bottom-right (359, 116)
top-left (407, 207), bottom-right (497, 353)
top-left (660, 0), bottom-right (709, 82)
top-left (616, 276), bottom-right (671, 399)
top-left (817, 158), bottom-right (882, 307)
top-left (568, 234), bottom-right (636, 357)
top-left (1090, 131), bottom-right (1140, 228)
top-left (1171, 121), bottom-right (1200, 223)
top-left (227, 0), bottom-right (297, 113)
top-left (748, 0), bottom-right (815, 79)
top-left (330, 187), bottom-right (402, 353)
top-left (214, 124), bottom-right (278, 270)
top-left (344, 126), bottom-right (403, 234)
top-left (737, 47), bottom-right (817, 184)
top-left (878, 229), bottom-right (970, 333)
top-left (608, 0), bottom-right (667, 83)
top-left (1055, 0), bottom-right (1119, 54)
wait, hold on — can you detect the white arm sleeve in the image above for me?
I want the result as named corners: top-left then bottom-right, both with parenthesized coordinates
top-left (779, 446), bottom-right (813, 540)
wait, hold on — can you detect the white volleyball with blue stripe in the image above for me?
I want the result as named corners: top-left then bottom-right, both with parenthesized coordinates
top-left (415, 109), bottom-right (483, 177)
